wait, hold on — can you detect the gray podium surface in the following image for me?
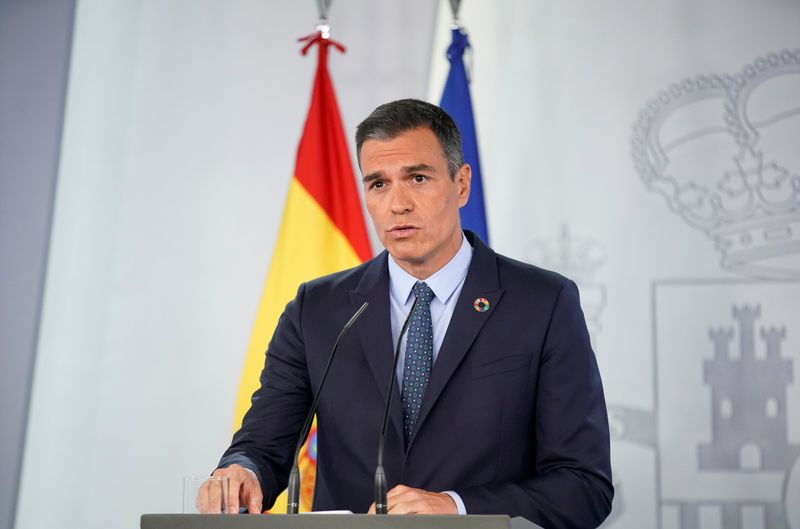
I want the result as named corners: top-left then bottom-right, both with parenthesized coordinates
top-left (140, 513), bottom-right (534, 529)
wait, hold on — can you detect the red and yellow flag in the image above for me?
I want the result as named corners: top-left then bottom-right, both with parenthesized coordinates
top-left (233, 32), bottom-right (372, 512)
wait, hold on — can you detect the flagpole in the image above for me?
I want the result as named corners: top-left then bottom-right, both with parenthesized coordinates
top-left (316, 0), bottom-right (331, 38)
top-left (232, 0), bottom-right (370, 513)
top-left (438, 0), bottom-right (490, 244)
top-left (448, 0), bottom-right (461, 27)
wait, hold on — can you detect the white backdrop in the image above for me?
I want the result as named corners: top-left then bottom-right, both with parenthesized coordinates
top-left (16, 1), bottom-right (800, 528)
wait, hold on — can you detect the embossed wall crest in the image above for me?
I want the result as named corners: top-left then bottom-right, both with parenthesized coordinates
top-left (631, 50), bottom-right (800, 280)
top-left (527, 225), bottom-right (606, 346)
top-left (619, 50), bottom-right (800, 529)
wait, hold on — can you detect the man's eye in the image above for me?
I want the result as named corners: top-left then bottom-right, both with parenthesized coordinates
top-left (371, 181), bottom-right (384, 190)
top-left (413, 175), bottom-right (427, 183)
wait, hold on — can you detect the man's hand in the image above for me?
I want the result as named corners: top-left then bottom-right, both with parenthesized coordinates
top-left (196, 464), bottom-right (263, 514)
top-left (367, 484), bottom-right (457, 514)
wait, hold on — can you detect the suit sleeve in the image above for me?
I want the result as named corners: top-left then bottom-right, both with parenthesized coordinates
top-left (217, 283), bottom-right (312, 511)
top-left (456, 280), bottom-right (614, 529)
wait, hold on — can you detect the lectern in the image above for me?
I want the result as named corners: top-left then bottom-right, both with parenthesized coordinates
top-left (141, 514), bottom-right (545, 529)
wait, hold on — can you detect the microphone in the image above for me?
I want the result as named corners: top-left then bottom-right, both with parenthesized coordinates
top-left (374, 295), bottom-right (419, 514)
top-left (286, 301), bottom-right (369, 514)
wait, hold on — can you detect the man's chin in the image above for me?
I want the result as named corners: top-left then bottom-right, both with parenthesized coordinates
top-left (388, 252), bottom-right (422, 263)
top-left (385, 245), bottom-right (424, 265)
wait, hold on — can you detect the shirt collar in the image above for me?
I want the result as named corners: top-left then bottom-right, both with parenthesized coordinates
top-left (388, 233), bottom-right (473, 306)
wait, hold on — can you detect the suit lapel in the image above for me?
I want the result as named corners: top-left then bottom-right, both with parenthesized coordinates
top-left (350, 252), bottom-right (405, 444)
top-left (409, 233), bottom-right (505, 448)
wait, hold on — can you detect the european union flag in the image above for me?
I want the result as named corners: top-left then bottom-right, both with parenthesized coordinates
top-left (439, 27), bottom-right (489, 244)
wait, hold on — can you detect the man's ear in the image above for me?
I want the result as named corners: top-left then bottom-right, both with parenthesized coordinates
top-left (456, 163), bottom-right (472, 207)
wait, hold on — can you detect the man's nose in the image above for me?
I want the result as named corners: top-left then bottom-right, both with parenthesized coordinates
top-left (389, 184), bottom-right (413, 214)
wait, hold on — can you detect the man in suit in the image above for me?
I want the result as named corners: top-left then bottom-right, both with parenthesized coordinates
top-left (203, 99), bottom-right (613, 528)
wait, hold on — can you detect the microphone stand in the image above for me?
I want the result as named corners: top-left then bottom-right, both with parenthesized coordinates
top-left (286, 301), bottom-right (369, 514)
top-left (374, 295), bottom-right (419, 514)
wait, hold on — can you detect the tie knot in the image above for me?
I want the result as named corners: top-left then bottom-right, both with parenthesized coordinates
top-left (413, 281), bottom-right (434, 305)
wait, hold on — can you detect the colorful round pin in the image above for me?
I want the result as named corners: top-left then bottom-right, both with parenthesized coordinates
top-left (473, 297), bottom-right (490, 312)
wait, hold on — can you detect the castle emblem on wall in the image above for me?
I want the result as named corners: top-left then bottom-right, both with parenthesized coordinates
top-left (700, 305), bottom-right (799, 475)
top-left (652, 284), bottom-right (800, 529)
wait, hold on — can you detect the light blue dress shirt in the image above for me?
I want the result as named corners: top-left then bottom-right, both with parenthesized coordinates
top-left (387, 233), bottom-right (472, 515)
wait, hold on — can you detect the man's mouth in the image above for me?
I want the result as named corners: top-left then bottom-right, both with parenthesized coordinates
top-left (388, 225), bottom-right (418, 237)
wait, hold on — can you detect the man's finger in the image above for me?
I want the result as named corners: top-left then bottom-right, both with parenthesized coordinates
top-left (383, 486), bottom-right (457, 515)
top-left (195, 482), bottom-right (210, 513)
top-left (247, 494), bottom-right (263, 514)
top-left (226, 478), bottom-right (240, 514)
top-left (388, 499), bottom-right (418, 515)
top-left (242, 473), bottom-right (264, 514)
top-left (387, 484), bottom-right (410, 498)
top-left (207, 478), bottom-right (223, 514)
top-left (197, 479), bottom-right (220, 514)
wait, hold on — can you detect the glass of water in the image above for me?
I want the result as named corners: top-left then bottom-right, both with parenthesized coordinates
top-left (182, 476), bottom-right (230, 514)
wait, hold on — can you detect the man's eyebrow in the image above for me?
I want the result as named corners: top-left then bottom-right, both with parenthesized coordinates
top-left (402, 164), bottom-right (436, 174)
top-left (362, 164), bottom-right (437, 183)
top-left (362, 171), bottom-right (383, 183)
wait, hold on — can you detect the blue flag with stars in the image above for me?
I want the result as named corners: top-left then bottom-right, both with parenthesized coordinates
top-left (439, 27), bottom-right (489, 244)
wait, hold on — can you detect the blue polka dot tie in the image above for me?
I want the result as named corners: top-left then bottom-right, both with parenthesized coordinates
top-left (401, 281), bottom-right (435, 444)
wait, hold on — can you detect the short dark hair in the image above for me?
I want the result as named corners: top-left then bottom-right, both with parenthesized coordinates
top-left (355, 99), bottom-right (464, 179)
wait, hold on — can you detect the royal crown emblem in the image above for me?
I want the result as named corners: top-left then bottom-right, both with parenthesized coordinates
top-left (631, 49), bottom-right (800, 280)
top-left (527, 225), bottom-right (606, 345)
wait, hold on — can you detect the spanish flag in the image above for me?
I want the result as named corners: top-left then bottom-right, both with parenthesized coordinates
top-left (233, 32), bottom-right (372, 512)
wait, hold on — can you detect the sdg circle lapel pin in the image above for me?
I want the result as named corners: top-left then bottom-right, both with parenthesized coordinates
top-left (473, 297), bottom-right (490, 312)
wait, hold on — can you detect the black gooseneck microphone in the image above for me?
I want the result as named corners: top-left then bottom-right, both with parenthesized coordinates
top-left (374, 295), bottom-right (419, 514)
top-left (286, 301), bottom-right (369, 514)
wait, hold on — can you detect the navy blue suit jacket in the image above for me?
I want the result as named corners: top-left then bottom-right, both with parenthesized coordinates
top-left (220, 232), bottom-right (613, 528)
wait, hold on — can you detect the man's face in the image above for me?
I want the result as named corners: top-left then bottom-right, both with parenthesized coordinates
top-left (360, 127), bottom-right (471, 279)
